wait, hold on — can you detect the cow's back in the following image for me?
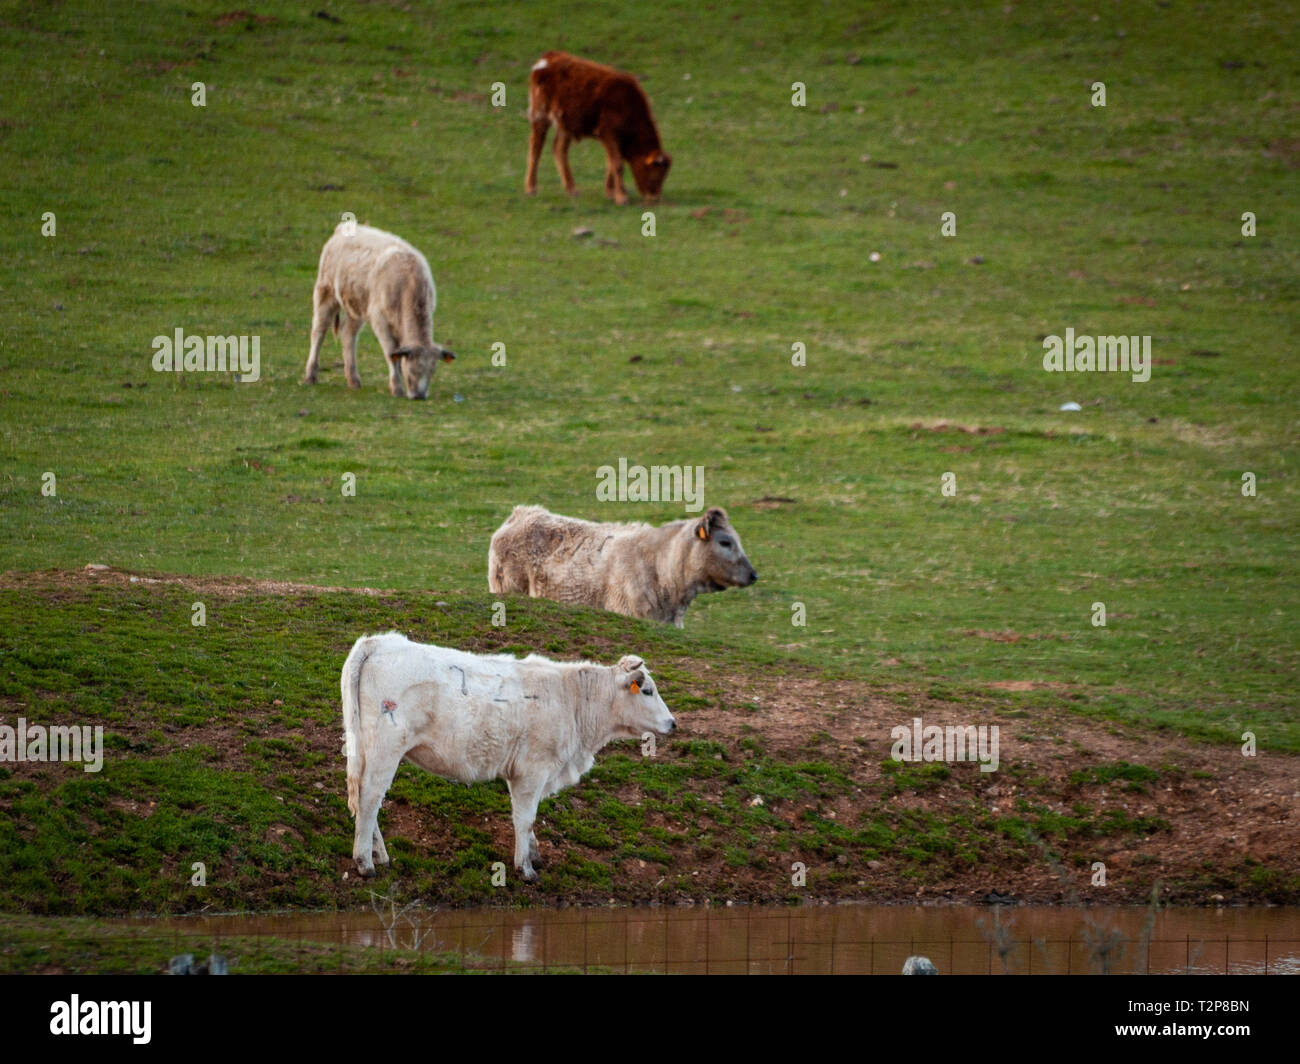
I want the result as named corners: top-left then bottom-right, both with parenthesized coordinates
top-left (318, 224), bottom-right (427, 321)
top-left (529, 51), bottom-right (643, 140)
top-left (490, 506), bottom-right (648, 607)
top-left (360, 639), bottom-right (570, 784)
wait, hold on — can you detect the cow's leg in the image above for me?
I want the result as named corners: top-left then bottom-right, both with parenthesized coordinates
top-left (553, 130), bottom-right (577, 197)
top-left (507, 779), bottom-right (543, 881)
top-left (525, 119), bottom-right (549, 195)
top-left (528, 829), bottom-right (541, 866)
top-left (339, 314), bottom-right (364, 390)
top-left (599, 137), bottom-right (628, 206)
top-left (353, 748), bottom-right (402, 876)
top-left (305, 285), bottom-right (336, 384)
top-left (369, 317), bottom-right (404, 398)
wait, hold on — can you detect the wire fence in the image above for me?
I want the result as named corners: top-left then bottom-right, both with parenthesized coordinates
top-left (6, 909), bottom-right (1298, 975)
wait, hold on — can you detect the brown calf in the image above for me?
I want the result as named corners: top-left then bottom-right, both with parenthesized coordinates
top-left (525, 51), bottom-right (671, 205)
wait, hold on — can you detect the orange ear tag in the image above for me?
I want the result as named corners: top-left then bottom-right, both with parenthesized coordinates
top-left (697, 526), bottom-right (708, 540)
top-left (630, 681), bottom-right (640, 694)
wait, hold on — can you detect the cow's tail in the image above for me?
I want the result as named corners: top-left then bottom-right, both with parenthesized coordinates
top-left (341, 635), bottom-right (376, 820)
top-left (329, 306), bottom-right (341, 339)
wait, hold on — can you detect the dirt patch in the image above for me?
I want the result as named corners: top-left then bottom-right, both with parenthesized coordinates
top-left (666, 663), bottom-right (1300, 904)
top-left (0, 565), bottom-right (388, 599)
top-left (910, 421), bottom-right (1006, 435)
top-left (965, 629), bottom-right (1071, 644)
top-left (214, 11), bottom-right (278, 28)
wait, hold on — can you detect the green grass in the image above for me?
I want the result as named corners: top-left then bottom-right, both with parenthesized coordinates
top-left (1, 0), bottom-right (1294, 752)
top-left (2, 577), bottom-right (1296, 911)
top-left (0, 0), bottom-right (1296, 919)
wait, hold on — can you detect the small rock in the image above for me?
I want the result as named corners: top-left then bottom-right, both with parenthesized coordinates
top-left (1059, 401), bottom-right (1082, 411)
top-left (869, 251), bottom-right (882, 262)
top-left (968, 255), bottom-right (985, 265)
top-left (572, 226), bottom-right (594, 238)
top-left (84, 563), bottom-right (109, 572)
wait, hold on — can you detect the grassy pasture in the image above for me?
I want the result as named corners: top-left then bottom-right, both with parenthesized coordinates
top-left (0, 0), bottom-right (1296, 921)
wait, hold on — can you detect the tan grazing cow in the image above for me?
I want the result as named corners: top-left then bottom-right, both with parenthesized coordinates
top-left (304, 222), bottom-right (455, 399)
top-left (525, 51), bottom-right (672, 205)
top-left (488, 505), bottom-right (757, 627)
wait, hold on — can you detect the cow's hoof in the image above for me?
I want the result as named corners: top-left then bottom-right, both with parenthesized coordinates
top-left (346, 380), bottom-right (362, 390)
top-left (521, 868), bottom-right (539, 883)
top-left (356, 864), bottom-right (376, 878)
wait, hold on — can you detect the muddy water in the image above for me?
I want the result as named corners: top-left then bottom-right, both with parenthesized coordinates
top-left (142, 905), bottom-right (1300, 975)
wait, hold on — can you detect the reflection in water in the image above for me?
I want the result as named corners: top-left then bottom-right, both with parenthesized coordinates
top-left (511, 922), bottom-right (536, 964)
top-left (136, 904), bottom-right (1300, 975)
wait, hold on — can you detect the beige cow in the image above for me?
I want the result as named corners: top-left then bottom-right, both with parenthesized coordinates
top-left (488, 505), bottom-right (757, 626)
top-left (304, 222), bottom-right (455, 399)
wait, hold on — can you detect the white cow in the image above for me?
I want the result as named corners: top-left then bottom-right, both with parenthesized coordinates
top-left (341, 632), bottom-right (676, 881)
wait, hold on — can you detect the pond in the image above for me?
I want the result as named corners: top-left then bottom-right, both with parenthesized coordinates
top-left (137, 903), bottom-right (1300, 975)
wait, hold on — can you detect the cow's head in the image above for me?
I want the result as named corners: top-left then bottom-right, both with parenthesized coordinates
top-left (612, 655), bottom-right (675, 737)
top-left (390, 343), bottom-right (455, 400)
top-left (690, 506), bottom-right (758, 591)
top-left (630, 150), bottom-right (671, 202)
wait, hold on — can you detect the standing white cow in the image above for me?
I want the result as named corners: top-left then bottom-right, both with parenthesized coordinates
top-left (304, 222), bottom-right (455, 399)
top-left (341, 632), bottom-right (676, 881)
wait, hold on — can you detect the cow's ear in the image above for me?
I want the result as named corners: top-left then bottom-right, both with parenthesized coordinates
top-left (706, 506), bottom-right (728, 530)
top-left (439, 348), bottom-right (456, 363)
top-left (391, 347), bottom-right (413, 361)
top-left (624, 669), bottom-right (646, 693)
top-left (617, 655), bottom-right (644, 673)
top-left (695, 518), bottom-right (710, 541)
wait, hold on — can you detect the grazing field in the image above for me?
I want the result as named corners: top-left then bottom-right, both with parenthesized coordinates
top-left (0, 0), bottom-right (1296, 924)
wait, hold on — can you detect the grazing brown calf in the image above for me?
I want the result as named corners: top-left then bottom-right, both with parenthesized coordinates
top-left (525, 51), bottom-right (672, 205)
